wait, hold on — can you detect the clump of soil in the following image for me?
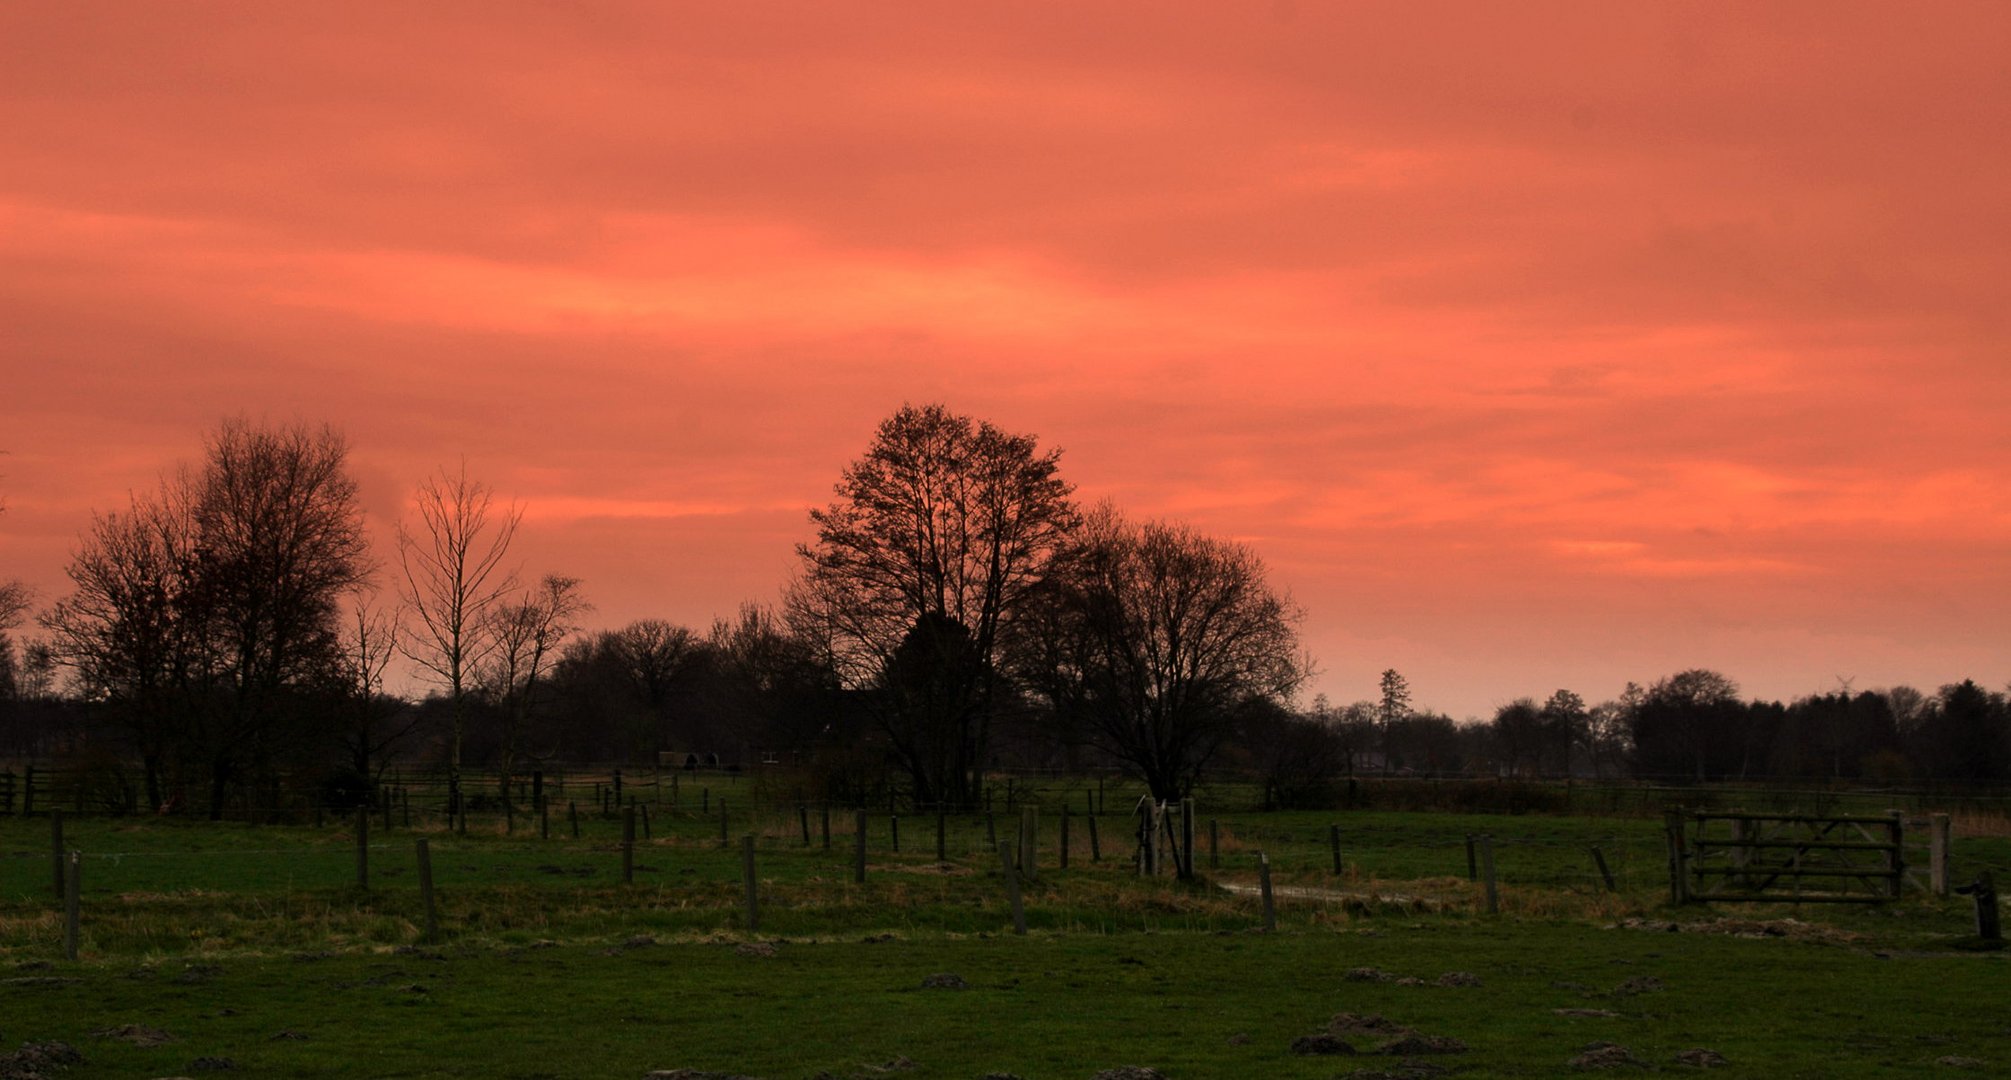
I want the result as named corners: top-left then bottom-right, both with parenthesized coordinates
top-left (734, 942), bottom-right (778, 959)
top-left (1436, 971), bottom-right (1482, 988)
top-left (89, 1025), bottom-right (174, 1047)
top-left (1376, 1035), bottom-right (1467, 1055)
top-left (0, 1041), bottom-right (83, 1080)
top-left (1569, 1042), bottom-right (1644, 1069)
top-left (1290, 1033), bottom-right (1355, 1055)
top-left (1612, 976), bottom-right (1666, 996)
top-left (1330, 1014), bottom-right (1412, 1037)
top-left (1673, 1048), bottom-right (1729, 1068)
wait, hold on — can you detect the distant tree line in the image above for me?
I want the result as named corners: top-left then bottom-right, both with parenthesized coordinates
top-left (2, 411), bottom-right (2006, 816)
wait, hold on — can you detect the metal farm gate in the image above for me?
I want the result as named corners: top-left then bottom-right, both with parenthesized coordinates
top-left (1664, 810), bottom-right (1924, 904)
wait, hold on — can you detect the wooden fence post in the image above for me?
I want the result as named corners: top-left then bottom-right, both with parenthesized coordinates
top-left (355, 808), bottom-right (369, 890)
top-left (569, 801), bottom-right (580, 839)
top-left (799, 805), bottom-right (811, 846)
top-left (1931, 813), bottom-right (1952, 898)
top-left (1181, 798), bottom-right (1195, 880)
top-left (1060, 805), bottom-right (1071, 870)
top-left (64, 850), bottom-right (80, 962)
top-left (51, 808), bottom-right (65, 899)
top-left (718, 800), bottom-right (729, 848)
top-left (1209, 818), bottom-right (1219, 870)
top-left (1479, 834), bottom-right (1499, 914)
top-left (1329, 823), bottom-right (1343, 876)
top-left (622, 807), bottom-right (636, 884)
top-left (1088, 813), bottom-right (1101, 863)
top-left (1590, 845), bottom-right (1617, 892)
top-left (1258, 852), bottom-right (1276, 932)
top-left (1664, 811), bottom-right (1689, 905)
top-left (23, 763), bottom-right (35, 817)
top-left (854, 810), bottom-right (867, 883)
top-left (998, 841), bottom-right (1027, 935)
top-left (1464, 834), bottom-right (1477, 882)
top-left (1886, 809), bottom-right (1906, 900)
top-left (417, 838), bottom-right (437, 943)
top-left (936, 809), bottom-right (947, 863)
top-left (1023, 806), bottom-right (1037, 881)
top-left (742, 835), bottom-right (760, 933)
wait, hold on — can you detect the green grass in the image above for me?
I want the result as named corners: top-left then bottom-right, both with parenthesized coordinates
top-left (3, 804), bottom-right (2009, 1077)
top-left (4, 924), bottom-right (2007, 1078)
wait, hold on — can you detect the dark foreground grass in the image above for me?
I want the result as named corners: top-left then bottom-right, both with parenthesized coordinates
top-left (3, 922), bottom-right (2007, 1079)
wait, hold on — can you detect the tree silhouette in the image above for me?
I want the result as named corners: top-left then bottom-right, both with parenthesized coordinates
top-left (1015, 507), bottom-right (1304, 802)
top-left (790, 404), bottom-right (1075, 807)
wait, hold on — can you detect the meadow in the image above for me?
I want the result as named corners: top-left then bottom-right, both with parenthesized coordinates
top-left (2, 781), bottom-right (2008, 1078)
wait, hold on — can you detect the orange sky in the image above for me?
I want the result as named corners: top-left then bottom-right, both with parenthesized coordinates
top-left (3, 3), bottom-right (2008, 719)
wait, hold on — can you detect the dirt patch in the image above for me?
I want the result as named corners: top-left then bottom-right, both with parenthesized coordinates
top-left (1569, 1042), bottom-right (1644, 1069)
top-left (1673, 1048), bottom-right (1728, 1068)
top-left (1377, 1035), bottom-right (1467, 1055)
top-left (734, 943), bottom-right (778, 959)
top-left (1330, 1014), bottom-right (1412, 1037)
top-left (1292, 1033), bottom-right (1356, 1055)
top-left (90, 1025), bottom-right (174, 1046)
top-left (0, 1041), bottom-right (83, 1079)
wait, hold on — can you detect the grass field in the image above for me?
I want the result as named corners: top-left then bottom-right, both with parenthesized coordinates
top-left (3, 799), bottom-right (2008, 1077)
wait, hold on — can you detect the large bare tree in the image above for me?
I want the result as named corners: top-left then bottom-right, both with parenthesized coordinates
top-left (1016, 507), bottom-right (1305, 803)
top-left (397, 464), bottom-right (520, 809)
top-left (42, 419), bottom-right (370, 814)
top-left (790, 404), bottom-right (1076, 807)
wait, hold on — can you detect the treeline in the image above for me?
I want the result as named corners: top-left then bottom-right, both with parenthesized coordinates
top-left (1286, 669), bottom-right (2011, 800)
top-left (2, 409), bottom-right (2005, 818)
top-left (0, 407), bottom-right (1307, 815)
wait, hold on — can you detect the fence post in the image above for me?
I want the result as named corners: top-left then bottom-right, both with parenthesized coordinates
top-left (1329, 823), bottom-right (1343, 876)
top-left (1209, 818), bottom-right (1219, 870)
top-left (1023, 806), bottom-right (1037, 881)
top-left (1590, 845), bottom-right (1617, 892)
top-left (742, 835), bottom-right (760, 933)
top-left (24, 763), bottom-right (35, 816)
top-left (799, 804), bottom-right (811, 846)
top-left (1664, 810), bottom-right (1689, 905)
top-left (854, 809), bottom-right (867, 883)
top-left (1181, 798), bottom-right (1196, 879)
top-left (1958, 872), bottom-right (2000, 941)
top-left (622, 807), bottom-right (636, 884)
top-left (821, 806), bottom-right (831, 850)
top-left (1258, 852), bottom-right (1276, 932)
top-left (640, 803), bottom-right (651, 840)
top-left (1088, 813), bottom-right (1101, 863)
top-left (936, 809), bottom-right (947, 863)
top-left (417, 838), bottom-right (437, 943)
top-left (1060, 805), bottom-right (1071, 870)
top-left (64, 850), bottom-right (80, 962)
top-left (1480, 834), bottom-right (1499, 914)
top-left (719, 800), bottom-right (729, 848)
top-left (1931, 813), bottom-right (1952, 898)
top-left (998, 841), bottom-right (1027, 935)
top-left (1886, 809), bottom-right (1905, 900)
top-left (1464, 834), bottom-right (1477, 882)
top-left (51, 808), bottom-right (65, 899)
top-left (355, 807), bottom-right (369, 890)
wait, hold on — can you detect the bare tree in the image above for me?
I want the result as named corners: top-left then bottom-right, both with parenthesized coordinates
top-left (41, 419), bottom-right (370, 814)
top-left (1016, 507), bottom-right (1306, 803)
top-left (477, 574), bottom-right (589, 802)
top-left (397, 464), bottom-right (520, 809)
top-left (790, 404), bottom-right (1076, 807)
top-left (335, 593), bottom-right (423, 782)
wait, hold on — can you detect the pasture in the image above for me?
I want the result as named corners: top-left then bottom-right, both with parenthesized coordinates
top-left (2, 785), bottom-right (2008, 1077)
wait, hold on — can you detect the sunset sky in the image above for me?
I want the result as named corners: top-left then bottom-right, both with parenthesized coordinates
top-left (3, 3), bottom-right (2008, 719)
